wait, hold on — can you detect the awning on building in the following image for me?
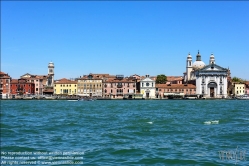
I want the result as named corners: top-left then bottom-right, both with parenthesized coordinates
top-left (164, 93), bottom-right (185, 96)
top-left (77, 94), bottom-right (89, 96)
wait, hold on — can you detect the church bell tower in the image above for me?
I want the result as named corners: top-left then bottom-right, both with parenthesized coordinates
top-left (47, 62), bottom-right (54, 87)
top-left (186, 53), bottom-right (192, 82)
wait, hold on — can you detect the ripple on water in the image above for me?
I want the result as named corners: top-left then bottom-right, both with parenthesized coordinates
top-left (1, 100), bottom-right (249, 165)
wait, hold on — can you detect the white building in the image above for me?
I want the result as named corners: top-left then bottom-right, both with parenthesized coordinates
top-left (184, 51), bottom-right (228, 98)
top-left (140, 75), bottom-right (156, 99)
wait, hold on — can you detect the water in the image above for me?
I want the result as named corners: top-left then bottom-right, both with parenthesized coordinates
top-left (1, 100), bottom-right (249, 165)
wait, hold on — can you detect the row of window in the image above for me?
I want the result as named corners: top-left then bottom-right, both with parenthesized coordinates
top-left (159, 89), bottom-right (195, 92)
top-left (77, 89), bottom-right (102, 93)
top-left (78, 84), bottom-right (102, 87)
top-left (10, 89), bottom-right (31, 93)
top-left (141, 83), bottom-right (154, 87)
top-left (54, 89), bottom-right (77, 94)
top-left (104, 89), bottom-right (135, 93)
top-left (11, 84), bottom-right (32, 87)
top-left (54, 84), bottom-right (77, 87)
top-left (0, 79), bottom-right (9, 83)
top-left (237, 87), bottom-right (245, 89)
top-left (237, 90), bottom-right (245, 94)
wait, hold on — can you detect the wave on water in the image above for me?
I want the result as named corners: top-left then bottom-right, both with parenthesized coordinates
top-left (204, 120), bottom-right (219, 125)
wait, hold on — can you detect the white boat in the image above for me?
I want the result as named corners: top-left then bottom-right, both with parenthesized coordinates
top-left (236, 95), bottom-right (249, 100)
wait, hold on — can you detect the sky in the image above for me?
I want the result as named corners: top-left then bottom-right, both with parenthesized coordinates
top-left (1, 1), bottom-right (249, 80)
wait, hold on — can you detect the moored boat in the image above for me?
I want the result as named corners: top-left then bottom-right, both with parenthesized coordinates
top-left (236, 95), bottom-right (249, 100)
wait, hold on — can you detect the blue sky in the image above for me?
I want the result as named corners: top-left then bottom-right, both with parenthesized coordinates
top-left (1, 1), bottom-right (249, 80)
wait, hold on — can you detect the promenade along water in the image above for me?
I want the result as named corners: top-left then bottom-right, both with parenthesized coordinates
top-left (1, 100), bottom-right (248, 165)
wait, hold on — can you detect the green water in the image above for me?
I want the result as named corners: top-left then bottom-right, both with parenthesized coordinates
top-left (1, 100), bottom-right (248, 165)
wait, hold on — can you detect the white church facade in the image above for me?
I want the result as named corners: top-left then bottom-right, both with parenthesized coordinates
top-left (140, 75), bottom-right (156, 99)
top-left (184, 51), bottom-right (228, 98)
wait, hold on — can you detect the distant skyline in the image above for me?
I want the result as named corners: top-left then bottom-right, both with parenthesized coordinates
top-left (1, 1), bottom-right (249, 80)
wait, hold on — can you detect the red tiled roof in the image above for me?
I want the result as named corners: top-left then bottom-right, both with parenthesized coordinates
top-left (55, 78), bottom-right (77, 84)
top-left (10, 79), bottom-right (19, 83)
top-left (166, 76), bottom-right (183, 81)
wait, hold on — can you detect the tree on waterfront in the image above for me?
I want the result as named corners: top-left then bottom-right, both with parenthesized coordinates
top-left (232, 77), bottom-right (245, 83)
top-left (156, 74), bottom-right (167, 84)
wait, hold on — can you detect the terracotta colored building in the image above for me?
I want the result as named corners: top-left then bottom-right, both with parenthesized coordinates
top-left (10, 78), bottom-right (35, 96)
top-left (0, 72), bottom-right (11, 99)
top-left (21, 73), bottom-right (48, 95)
top-left (155, 84), bottom-right (196, 98)
top-left (166, 76), bottom-right (183, 84)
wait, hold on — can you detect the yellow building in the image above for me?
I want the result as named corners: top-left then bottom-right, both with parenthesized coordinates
top-left (233, 83), bottom-right (245, 96)
top-left (77, 74), bottom-right (103, 97)
top-left (54, 78), bottom-right (77, 96)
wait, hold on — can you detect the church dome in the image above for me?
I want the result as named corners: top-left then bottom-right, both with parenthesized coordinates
top-left (192, 61), bottom-right (205, 70)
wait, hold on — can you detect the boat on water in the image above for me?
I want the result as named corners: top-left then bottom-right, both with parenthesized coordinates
top-left (78, 98), bottom-right (95, 101)
top-left (236, 95), bottom-right (249, 100)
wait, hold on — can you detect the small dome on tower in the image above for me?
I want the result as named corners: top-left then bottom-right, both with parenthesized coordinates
top-left (209, 53), bottom-right (215, 64)
top-left (210, 53), bottom-right (215, 58)
top-left (192, 50), bottom-right (205, 70)
top-left (48, 62), bottom-right (54, 67)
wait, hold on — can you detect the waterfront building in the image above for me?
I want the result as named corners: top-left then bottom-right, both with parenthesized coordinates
top-left (54, 78), bottom-right (77, 96)
top-left (156, 84), bottom-right (196, 98)
top-left (245, 82), bottom-right (249, 95)
top-left (103, 75), bottom-right (136, 99)
top-left (77, 74), bottom-right (103, 97)
top-left (10, 78), bottom-right (35, 96)
top-left (232, 83), bottom-right (246, 96)
top-left (0, 72), bottom-right (11, 99)
top-left (21, 73), bottom-right (48, 95)
top-left (183, 51), bottom-right (228, 98)
top-left (140, 75), bottom-right (156, 99)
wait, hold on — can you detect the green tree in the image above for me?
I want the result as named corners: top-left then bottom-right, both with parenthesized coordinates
top-left (156, 74), bottom-right (167, 84)
top-left (232, 77), bottom-right (245, 83)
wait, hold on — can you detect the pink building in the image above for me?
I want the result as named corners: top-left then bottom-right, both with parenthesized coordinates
top-left (245, 82), bottom-right (249, 95)
top-left (103, 75), bottom-right (137, 99)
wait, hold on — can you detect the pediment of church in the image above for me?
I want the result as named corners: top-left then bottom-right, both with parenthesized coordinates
top-left (141, 77), bottom-right (154, 82)
top-left (21, 73), bottom-right (33, 78)
top-left (200, 64), bottom-right (227, 72)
